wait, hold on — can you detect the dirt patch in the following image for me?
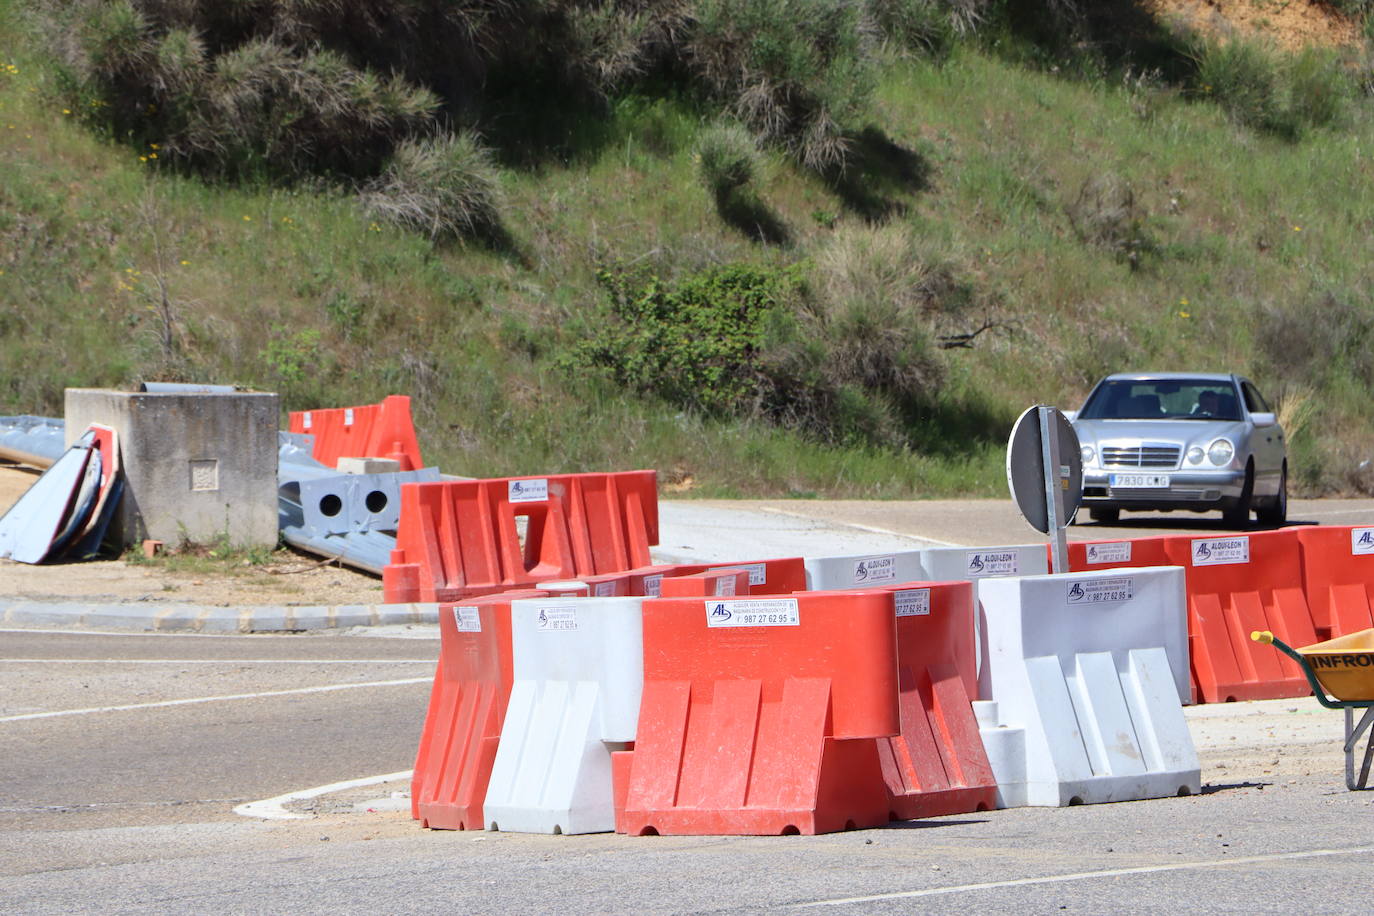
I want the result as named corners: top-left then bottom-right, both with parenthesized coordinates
top-left (1143, 0), bottom-right (1364, 50)
top-left (0, 464), bottom-right (384, 607)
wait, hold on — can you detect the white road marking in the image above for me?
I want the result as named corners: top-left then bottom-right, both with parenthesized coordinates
top-left (0, 627), bottom-right (339, 639)
top-left (793, 845), bottom-right (1374, 907)
top-left (0, 658), bottom-right (434, 664)
top-left (755, 507), bottom-right (962, 547)
top-left (234, 770), bottom-right (414, 820)
top-left (0, 677), bottom-right (430, 723)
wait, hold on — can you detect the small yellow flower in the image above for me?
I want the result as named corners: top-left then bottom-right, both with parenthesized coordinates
top-left (1292, 225), bottom-right (1302, 232)
top-left (149, 143), bottom-right (160, 150)
top-left (139, 155), bottom-right (148, 162)
top-left (148, 153), bottom-right (157, 159)
top-left (1178, 311), bottom-right (1190, 319)
top-left (243, 215), bottom-right (252, 221)
top-left (62, 108), bottom-right (70, 115)
top-left (1179, 298), bottom-right (1189, 306)
top-left (180, 259), bottom-right (189, 266)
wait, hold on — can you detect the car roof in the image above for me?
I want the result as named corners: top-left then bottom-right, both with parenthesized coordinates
top-left (1100, 372), bottom-right (1238, 383)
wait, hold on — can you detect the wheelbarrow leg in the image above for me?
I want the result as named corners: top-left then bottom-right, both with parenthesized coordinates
top-left (1344, 707), bottom-right (1374, 791)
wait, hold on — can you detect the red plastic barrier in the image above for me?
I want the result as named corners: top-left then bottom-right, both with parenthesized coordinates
top-left (1164, 529), bottom-right (1317, 703)
top-left (289, 395), bottom-right (424, 471)
top-left (872, 580), bottom-right (997, 819)
top-left (699, 557), bottom-right (807, 595)
top-left (1298, 526), bottom-right (1374, 639)
top-left (1066, 535), bottom-right (1173, 572)
top-left (659, 568), bottom-right (751, 598)
top-left (382, 471), bottom-right (659, 602)
top-left (411, 590), bottom-right (544, 830)
top-left (619, 590), bottom-right (900, 836)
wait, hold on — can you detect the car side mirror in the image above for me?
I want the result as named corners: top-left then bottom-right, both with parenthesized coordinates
top-left (1251, 412), bottom-right (1276, 428)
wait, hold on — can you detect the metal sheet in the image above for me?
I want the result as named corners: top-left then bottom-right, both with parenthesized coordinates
top-left (0, 432), bottom-right (95, 563)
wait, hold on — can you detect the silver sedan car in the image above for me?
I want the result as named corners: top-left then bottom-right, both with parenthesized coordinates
top-left (1070, 372), bottom-right (1287, 526)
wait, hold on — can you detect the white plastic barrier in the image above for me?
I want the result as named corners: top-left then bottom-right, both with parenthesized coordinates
top-left (803, 550), bottom-right (927, 591)
top-left (919, 544), bottom-right (1049, 696)
top-left (483, 596), bottom-right (644, 834)
top-left (918, 544), bottom-right (1049, 583)
top-left (972, 566), bottom-right (1199, 807)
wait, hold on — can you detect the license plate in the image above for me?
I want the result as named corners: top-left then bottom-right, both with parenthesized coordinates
top-left (1110, 474), bottom-right (1169, 489)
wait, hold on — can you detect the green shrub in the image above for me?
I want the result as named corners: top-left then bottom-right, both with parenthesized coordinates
top-left (1285, 47), bottom-right (1351, 132)
top-left (566, 263), bottom-right (805, 416)
top-left (565, 251), bottom-right (949, 446)
top-left (1194, 38), bottom-right (1280, 130)
top-left (1192, 38), bottom-right (1352, 138)
top-left (1256, 292), bottom-right (1374, 391)
top-left (695, 123), bottom-right (761, 196)
top-left (865, 0), bottom-right (956, 60)
top-left (361, 132), bottom-right (504, 241)
top-left (688, 0), bottom-right (874, 172)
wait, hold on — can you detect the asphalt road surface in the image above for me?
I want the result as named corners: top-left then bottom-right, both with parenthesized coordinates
top-left (4, 498), bottom-right (1374, 913)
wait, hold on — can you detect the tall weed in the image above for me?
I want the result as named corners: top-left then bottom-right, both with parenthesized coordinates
top-left (362, 132), bottom-right (505, 242)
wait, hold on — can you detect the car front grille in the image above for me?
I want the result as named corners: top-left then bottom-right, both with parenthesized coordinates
top-left (1101, 445), bottom-right (1181, 468)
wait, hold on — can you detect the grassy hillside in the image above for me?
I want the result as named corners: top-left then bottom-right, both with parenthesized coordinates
top-left (3, 0), bottom-right (1373, 498)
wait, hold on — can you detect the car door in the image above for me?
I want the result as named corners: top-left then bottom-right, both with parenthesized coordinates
top-left (1239, 378), bottom-right (1284, 494)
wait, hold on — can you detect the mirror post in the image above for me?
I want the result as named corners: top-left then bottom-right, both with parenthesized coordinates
top-left (1039, 405), bottom-right (1069, 574)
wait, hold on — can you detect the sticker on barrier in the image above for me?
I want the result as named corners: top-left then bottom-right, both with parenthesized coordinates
top-left (804, 551), bottom-right (926, 591)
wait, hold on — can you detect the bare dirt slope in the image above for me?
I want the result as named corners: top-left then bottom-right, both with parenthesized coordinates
top-left (1144, 0), bottom-right (1363, 49)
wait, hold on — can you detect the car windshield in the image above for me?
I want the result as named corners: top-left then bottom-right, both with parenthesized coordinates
top-left (1079, 379), bottom-right (1243, 421)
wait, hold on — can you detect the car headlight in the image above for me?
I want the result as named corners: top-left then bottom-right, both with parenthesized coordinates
top-left (1207, 438), bottom-right (1234, 466)
top-left (1186, 446), bottom-right (1205, 465)
top-left (1080, 445), bottom-right (1095, 465)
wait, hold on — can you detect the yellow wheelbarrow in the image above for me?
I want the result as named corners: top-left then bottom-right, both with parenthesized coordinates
top-left (1252, 629), bottom-right (1374, 791)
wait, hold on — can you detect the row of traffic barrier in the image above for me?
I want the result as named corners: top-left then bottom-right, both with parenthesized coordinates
top-left (382, 471), bottom-right (661, 603)
top-left (412, 551), bottom-right (1203, 834)
top-left (288, 395), bottom-right (425, 472)
top-left (1068, 525), bottom-right (1374, 703)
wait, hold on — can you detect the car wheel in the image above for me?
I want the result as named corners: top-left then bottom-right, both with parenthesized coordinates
top-left (1089, 508), bottom-right (1119, 524)
top-left (1257, 465), bottom-right (1288, 526)
top-left (1222, 463), bottom-right (1254, 528)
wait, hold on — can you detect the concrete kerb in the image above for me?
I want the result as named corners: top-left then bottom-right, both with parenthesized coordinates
top-left (0, 600), bottom-right (439, 632)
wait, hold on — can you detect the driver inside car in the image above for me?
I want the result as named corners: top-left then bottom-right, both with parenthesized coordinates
top-left (1193, 390), bottom-right (1220, 416)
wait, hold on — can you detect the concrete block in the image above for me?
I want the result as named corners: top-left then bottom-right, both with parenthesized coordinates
top-left (332, 605), bottom-right (377, 628)
top-left (200, 608), bottom-right (249, 633)
top-left (245, 607), bottom-right (290, 632)
top-left (5, 601), bottom-right (92, 627)
top-left (337, 457), bottom-right (401, 475)
top-left (65, 388), bottom-right (279, 549)
top-left (288, 606), bottom-right (332, 630)
top-left (152, 605), bottom-right (203, 631)
top-left (83, 605), bottom-right (160, 630)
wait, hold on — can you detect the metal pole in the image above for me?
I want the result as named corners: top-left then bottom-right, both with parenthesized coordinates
top-left (1039, 406), bottom-right (1069, 574)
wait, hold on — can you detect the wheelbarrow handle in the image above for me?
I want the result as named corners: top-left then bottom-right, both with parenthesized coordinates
top-left (1251, 630), bottom-right (1344, 710)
